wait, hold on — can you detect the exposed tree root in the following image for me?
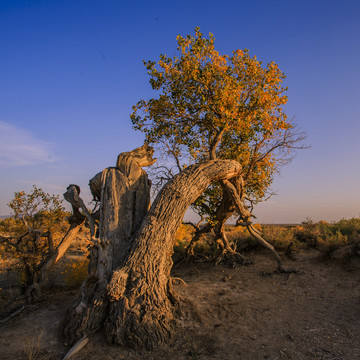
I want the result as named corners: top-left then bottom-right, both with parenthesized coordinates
top-left (262, 268), bottom-right (304, 276)
top-left (172, 277), bottom-right (187, 286)
top-left (214, 249), bottom-right (251, 267)
top-left (0, 304), bottom-right (25, 325)
top-left (63, 278), bottom-right (108, 345)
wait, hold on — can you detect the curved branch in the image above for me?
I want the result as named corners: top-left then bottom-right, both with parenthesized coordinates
top-left (221, 178), bottom-right (286, 271)
top-left (209, 127), bottom-right (226, 160)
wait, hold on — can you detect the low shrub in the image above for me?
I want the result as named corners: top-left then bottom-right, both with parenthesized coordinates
top-left (61, 258), bottom-right (89, 288)
top-left (227, 225), bottom-right (260, 251)
top-left (172, 218), bottom-right (360, 259)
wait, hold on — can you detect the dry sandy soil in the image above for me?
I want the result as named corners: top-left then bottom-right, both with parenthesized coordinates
top-left (0, 249), bottom-right (359, 360)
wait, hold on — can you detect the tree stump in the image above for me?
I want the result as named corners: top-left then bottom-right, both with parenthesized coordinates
top-left (64, 145), bottom-right (155, 343)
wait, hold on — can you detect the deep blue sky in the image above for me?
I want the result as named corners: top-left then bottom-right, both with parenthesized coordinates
top-left (1, 0), bottom-right (359, 223)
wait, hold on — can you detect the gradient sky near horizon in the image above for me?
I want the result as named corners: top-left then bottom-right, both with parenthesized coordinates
top-left (0, 0), bottom-right (359, 223)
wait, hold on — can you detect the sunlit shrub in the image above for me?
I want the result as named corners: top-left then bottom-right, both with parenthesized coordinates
top-left (226, 225), bottom-right (261, 251)
top-left (172, 218), bottom-right (360, 260)
top-left (317, 230), bottom-right (348, 248)
top-left (332, 218), bottom-right (360, 239)
top-left (173, 224), bottom-right (195, 256)
top-left (61, 259), bottom-right (89, 288)
top-left (174, 224), bottom-right (194, 244)
top-left (294, 228), bottom-right (319, 247)
top-left (262, 225), bottom-right (298, 250)
top-left (0, 186), bottom-right (70, 289)
top-left (294, 218), bottom-right (357, 249)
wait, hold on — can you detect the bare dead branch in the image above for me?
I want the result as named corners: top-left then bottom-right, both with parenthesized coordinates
top-left (163, 142), bottom-right (183, 173)
top-left (36, 223), bottom-right (84, 281)
top-left (64, 185), bottom-right (97, 241)
top-left (63, 335), bottom-right (89, 360)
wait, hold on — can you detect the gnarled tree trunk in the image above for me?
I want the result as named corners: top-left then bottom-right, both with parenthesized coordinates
top-left (64, 145), bottom-right (155, 343)
top-left (64, 148), bottom-right (241, 349)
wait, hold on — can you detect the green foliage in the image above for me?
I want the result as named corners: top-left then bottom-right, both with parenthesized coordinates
top-left (331, 218), bottom-right (360, 239)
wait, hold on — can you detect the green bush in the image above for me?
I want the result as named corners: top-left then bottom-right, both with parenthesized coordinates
top-left (332, 218), bottom-right (360, 239)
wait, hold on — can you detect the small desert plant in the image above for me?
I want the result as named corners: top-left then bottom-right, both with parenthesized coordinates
top-left (322, 230), bottom-right (348, 247)
top-left (292, 218), bottom-right (359, 250)
top-left (261, 225), bottom-right (297, 250)
top-left (23, 329), bottom-right (44, 360)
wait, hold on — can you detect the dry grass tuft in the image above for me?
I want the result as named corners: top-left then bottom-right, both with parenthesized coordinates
top-left (23, 329), bottom-right (44, 360)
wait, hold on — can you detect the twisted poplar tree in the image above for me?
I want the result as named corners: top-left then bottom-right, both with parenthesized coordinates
top-left (64, 28), bottom-right (304, 350)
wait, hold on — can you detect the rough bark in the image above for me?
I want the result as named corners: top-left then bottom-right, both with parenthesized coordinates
top-left (105, 159), bottom-right (241, 348)
top-left (64, 157), bottom-right (241, 349)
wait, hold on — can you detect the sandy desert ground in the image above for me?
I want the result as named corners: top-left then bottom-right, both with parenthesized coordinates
top-left (0, 249), bottom-right (359, 360)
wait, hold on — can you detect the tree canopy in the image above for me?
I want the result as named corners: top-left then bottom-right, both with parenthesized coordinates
top-left (131, 27), bottom-right (303, 204)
